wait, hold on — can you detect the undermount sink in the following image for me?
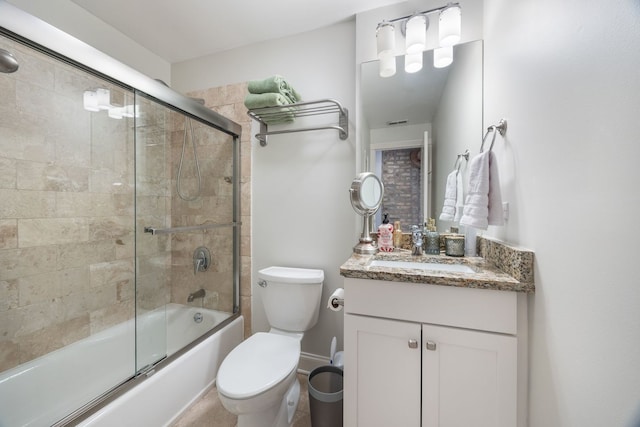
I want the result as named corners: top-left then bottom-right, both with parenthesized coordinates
top-left (369, 259), bottom-right (475, 274)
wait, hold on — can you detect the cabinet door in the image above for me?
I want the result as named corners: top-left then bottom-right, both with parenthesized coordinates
top-left (422, 324), bottom-right (517, 427)
top-left (345, 314), bottom-right (421, 427)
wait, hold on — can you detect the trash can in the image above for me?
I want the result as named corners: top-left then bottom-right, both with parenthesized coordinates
top-left (308, 365), bottom-right (343, 427)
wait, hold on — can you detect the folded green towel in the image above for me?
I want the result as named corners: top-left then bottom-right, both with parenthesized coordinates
top-left (247, 75), bottom-right (302, 104)
top-left (244, 92), bottom-right (290, 109)
top-left (244, 93), bottom-right (295, 124)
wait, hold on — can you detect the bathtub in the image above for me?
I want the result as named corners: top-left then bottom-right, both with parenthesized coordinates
top-left (0, 303), bottom-right (242, 427)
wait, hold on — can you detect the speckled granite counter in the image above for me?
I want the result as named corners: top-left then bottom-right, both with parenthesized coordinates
top-left (340, 237), bottom-right (535, 293)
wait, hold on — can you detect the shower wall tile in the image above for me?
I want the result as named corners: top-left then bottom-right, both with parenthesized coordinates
top-left (0, 279), bottom-right (18, 312)
top-left (17, 160), bottom-right (90, 192)
top-left (89, 259), bottom-right (135, 289)
top-left (18, 271), bottom-right (66, 307)
top-left (19, 315), bottom-right (90, 363)
top-left (0, 189), bottom-right (56, 218)
top-left (88, 216), bottom-right (134, 241)
top-left (56, 240), bottom-right (116, 270)
top-left (0, 341), bottom-right (19, 372)
top-left (0, 246), bottom-right (58, 281)
top-left (0, 157), bottom-right (16, 189)
top-left (18, 218), bottom-right (89, 247)
top-left (89, 299), bottom-right (134, 335)
top-left (0, 220), bottom-right (17, 249)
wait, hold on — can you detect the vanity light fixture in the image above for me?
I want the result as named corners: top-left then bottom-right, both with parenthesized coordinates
top-left (376, 2), bottom-right (461, 77)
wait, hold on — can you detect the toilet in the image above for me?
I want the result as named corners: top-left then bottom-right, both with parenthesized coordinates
top-left (217, 266), bottom-right (324, 427)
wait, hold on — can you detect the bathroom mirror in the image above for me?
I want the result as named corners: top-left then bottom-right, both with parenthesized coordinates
top-left (349, 172), bottom-right (384, 254)
top-left (360, 40), bottom-right (483, 230)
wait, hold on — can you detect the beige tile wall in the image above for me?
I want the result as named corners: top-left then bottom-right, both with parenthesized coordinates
top-left (187, 83), bottom-right (252, 338)
top-left (0, 37), bottom-right (136, 372)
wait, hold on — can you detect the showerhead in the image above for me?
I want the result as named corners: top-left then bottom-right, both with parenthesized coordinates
top-left (0, 48), bottom-right (19, 73)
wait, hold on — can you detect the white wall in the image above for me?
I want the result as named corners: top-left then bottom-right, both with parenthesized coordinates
top-left (6, 0), bottom-right (170, 81)
top-left (433, 40), bottom-right (483, 230)
top-left (173, 22), bottom-right (357, 358)
top-left (483, 1), bottom-right (640, 426)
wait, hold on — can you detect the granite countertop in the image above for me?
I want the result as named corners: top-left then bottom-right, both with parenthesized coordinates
top-left (340, 240), bottom-right (535, 293)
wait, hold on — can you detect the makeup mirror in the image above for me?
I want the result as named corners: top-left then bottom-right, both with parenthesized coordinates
top-left (350, 172), bottom-right (384, 254)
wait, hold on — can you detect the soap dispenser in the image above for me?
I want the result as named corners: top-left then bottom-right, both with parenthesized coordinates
top-left (424, 218), bottom-right (440, 255)
top-left (377, 213), bottom-right (394, 252)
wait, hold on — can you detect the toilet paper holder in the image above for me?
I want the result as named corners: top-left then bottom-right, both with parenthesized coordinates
top-left (330, 297), bottom-right (344, 309)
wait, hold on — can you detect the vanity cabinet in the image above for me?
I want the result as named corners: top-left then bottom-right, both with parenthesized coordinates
top-left (343, 277), bottom-right (527, 427)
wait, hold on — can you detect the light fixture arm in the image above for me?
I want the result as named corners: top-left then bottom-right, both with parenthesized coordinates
top-left (385, 2), bottom-right (460, 25)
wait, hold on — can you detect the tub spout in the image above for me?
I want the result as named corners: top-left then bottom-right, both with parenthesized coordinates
top-left (187, 289), bottom-right (206, 302)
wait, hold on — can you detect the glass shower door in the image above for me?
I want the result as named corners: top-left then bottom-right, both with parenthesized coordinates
top-left (0, 34), bottom-right (137, 426)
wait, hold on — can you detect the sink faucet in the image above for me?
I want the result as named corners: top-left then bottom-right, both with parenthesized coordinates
top-left (187, 288), bottom-right (206, 302)
top-left (411, 225), bottom-right (423, 256)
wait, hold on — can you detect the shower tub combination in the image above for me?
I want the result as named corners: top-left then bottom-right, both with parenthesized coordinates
top-left (0, 306), bottom-right (242, 427)
top-left (0, 2), bottom-right (243, 425)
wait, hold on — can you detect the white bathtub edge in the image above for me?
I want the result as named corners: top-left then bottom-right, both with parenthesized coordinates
top-left (78, 316), bottom-right (244, 427)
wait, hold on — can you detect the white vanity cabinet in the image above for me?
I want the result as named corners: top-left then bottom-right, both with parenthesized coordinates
top-left (343, 277), bottom-right (528, 427)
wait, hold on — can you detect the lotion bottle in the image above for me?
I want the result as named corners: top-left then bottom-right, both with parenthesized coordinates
top-left (377, 213), bottom-right (394, 252)
top-left (393, 220), bottom-right (403, 249)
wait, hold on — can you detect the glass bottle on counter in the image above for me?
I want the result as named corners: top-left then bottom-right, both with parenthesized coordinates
top-left (424, 218), bottom-right (440, 255)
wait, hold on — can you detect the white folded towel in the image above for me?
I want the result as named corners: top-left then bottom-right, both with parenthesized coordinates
top-left (487, 151), bottom-right (504, 226)
top-left (454, 170), bottom-right (464, 222)
top-left (460, 151), bottom-right (503, 229)
top-left (439, 170), bottom-right (458, 221)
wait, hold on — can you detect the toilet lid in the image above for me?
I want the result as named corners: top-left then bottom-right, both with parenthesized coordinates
top-left (217, 332), bottom-right (300, 399)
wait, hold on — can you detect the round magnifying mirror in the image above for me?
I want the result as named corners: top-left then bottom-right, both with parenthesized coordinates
top-left (349, 172), bottom-right (384, 254)
top-left (350, 172), bottom-right (384, 214)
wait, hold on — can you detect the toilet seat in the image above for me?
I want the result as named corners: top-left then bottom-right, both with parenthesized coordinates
top-left (217, 332), bottom-right (300, 400)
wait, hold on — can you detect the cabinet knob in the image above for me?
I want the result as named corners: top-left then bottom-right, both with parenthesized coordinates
top-left (426, 341), bottom-right (437, 351)
top-left (408, 339), bottom-right (418, 349)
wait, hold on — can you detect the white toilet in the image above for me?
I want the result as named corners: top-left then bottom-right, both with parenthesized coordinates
top-left (217, 266), bottom-right (324, 427)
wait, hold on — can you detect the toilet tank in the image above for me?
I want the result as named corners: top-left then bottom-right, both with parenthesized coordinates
top-left (257, 266), bottom-right (324, 333)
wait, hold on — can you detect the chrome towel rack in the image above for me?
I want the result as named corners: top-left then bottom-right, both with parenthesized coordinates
top-left (247, 98), bottom-right (349, 146)
top-left (480, 118), bottom-right (507, 152)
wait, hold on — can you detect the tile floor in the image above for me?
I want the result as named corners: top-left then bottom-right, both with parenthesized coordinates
top-left (170, 373), bottom-right (312, 427)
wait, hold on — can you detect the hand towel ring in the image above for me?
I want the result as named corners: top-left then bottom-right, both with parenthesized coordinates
top-left (454, 149), bottom-right (469, 173)
top-left (480, 119), bottom-right (507, 152)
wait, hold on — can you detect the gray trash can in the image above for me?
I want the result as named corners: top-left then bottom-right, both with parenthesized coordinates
top-left (308, 365), bottom-right (343, 427)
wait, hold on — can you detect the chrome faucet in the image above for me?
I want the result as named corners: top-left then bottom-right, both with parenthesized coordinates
top-left (187, 288), bottom-right (206, 302)
top-left (411, 225), bottom-right (423, 256)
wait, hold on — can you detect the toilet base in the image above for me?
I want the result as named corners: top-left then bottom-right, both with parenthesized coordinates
top-left (237, 377), bottom-right (300, 427)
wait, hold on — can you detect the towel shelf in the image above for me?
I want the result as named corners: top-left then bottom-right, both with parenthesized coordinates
top-left (247, 98), bottom-right (349, 146)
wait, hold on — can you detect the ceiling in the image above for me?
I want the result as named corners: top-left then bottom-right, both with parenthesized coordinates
top-left (70, 0), bottom-right (405, 63)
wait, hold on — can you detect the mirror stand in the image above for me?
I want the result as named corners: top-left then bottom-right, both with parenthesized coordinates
top-left (349, 172), bottom-right (384, 255)
top-left (354, 215), bottom-right (378, 254)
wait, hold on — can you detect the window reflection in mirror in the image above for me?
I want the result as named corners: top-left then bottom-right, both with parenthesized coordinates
top-left (361, 40), bottom-right (482, 231)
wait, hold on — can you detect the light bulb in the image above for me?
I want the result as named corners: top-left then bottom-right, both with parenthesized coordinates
top-left (376, 22), bottom-right (395, 59)
top-left (379, 55), bottom-right (396, 78)
top-left (405, 52), bottom-right (423, 73)
top-left (439, 4), bottom-right (461, 47)
top-left (434, 46), bottom-right (453, 68)
top-left (405, 15), bottom-right (427, 55)
top-left (83, 90), bottom-right (99, 112)
top-left (95, 88), bottom-right (111, 110)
